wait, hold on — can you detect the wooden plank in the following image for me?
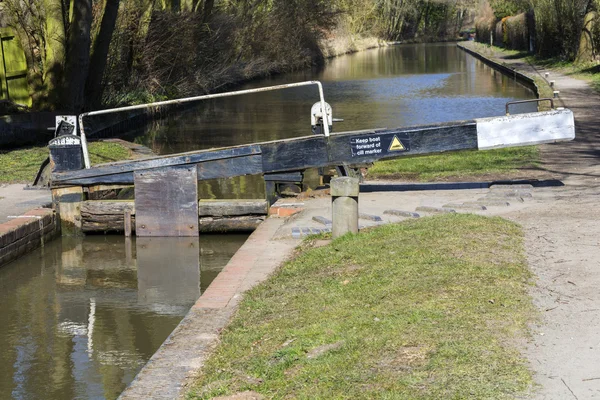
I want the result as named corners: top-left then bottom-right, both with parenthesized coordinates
top-left (263, 171), bottom-right (304, 182)
top-left (124, 210), bottom-right (132, 237)
top-left (80, 200), bottom-right (135, 233)
top-left (53, 144), bottom-right (261, 184)
top-left (198, 199), bottom-right (268, 216)
top-left (327, 122), bottom-right (478, 164)
top-left (53, 187), bottom-right (84, 236)
top-left (65, 172), bottom-right (134, 186)
top-left (260, 135), bottom-right (328, 173)
top-left (198, 216), bottom-right (264, 233)
top-left (197, 154), bottom-right (263, 180)
top-left (134, 166), bottom-right (199, 237)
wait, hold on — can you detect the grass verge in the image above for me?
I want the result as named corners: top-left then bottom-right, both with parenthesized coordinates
top-left (367, 146), bottom-right (540, 181)
top-left (0, 141), bottom-right (131, 184)
top-left (187, 214), bottom-right (535, 399)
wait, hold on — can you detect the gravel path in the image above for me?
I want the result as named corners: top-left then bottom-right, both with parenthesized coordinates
top-left (462, 43), bottom-right (600, 400)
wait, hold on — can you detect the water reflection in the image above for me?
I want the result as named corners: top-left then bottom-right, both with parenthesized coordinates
top-left (0, 234), bottom-right (246, 400)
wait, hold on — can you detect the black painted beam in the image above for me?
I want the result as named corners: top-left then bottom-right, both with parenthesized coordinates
top-left (51, 110), bottom-right (575, 188)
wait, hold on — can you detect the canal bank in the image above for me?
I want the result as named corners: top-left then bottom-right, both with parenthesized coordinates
top-left (122, 45), bottom-right (600, 398)
top-left (116, 181), bottom-right (550, 398)
top-left (457, 40), bottom-right (600, 399)
top-left (0, 43), bottom-right (553, 398)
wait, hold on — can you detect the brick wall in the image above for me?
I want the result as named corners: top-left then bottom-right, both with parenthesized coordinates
top-left (0, 208), bottom-right (60, 268)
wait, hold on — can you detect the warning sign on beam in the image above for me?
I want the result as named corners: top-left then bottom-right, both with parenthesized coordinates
top-left (389, 135), bottom-right (405, 151)
top-left (350, 133), bottom-right (409, 157)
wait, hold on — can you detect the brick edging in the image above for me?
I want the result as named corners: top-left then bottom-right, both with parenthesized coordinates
top-left (0, 207), bottom-right (60, 268)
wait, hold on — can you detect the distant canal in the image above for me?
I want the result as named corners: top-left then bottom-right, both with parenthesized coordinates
top-left (0, 43), bottom-right (536, 400)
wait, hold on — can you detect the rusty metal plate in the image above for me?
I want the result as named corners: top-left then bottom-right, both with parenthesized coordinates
top-left (134, 166), bottom-right (199, 237)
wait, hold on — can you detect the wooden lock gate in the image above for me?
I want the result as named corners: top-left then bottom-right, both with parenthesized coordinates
top-left (49, 83), bottom-right (576, 237)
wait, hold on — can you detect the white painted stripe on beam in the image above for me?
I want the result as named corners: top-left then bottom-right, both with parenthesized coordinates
top-left (476, 109), bottom-right (575, 150)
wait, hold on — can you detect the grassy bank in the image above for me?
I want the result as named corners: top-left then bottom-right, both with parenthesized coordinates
top-left (368, 146), bottom-right (540, 181)
top-left (0, 142), bottom-right (131, 184)
top-left (188, 214), bottom-right (535, 399)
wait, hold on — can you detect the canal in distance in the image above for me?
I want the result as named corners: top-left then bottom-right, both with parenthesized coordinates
top-left (0, 43), bottom-right (536, 399)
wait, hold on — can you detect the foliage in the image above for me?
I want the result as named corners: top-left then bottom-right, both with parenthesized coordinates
top-left (490, 0), bottom-right (527, 19)
top-left (3, 0), bottom-right (477, 111)
top-left (187, 214), bottom-right (535, 399)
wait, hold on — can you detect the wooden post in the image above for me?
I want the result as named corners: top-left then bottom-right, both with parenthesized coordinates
top-left (52, 186), bottom-right (84, 236)
top-left (331, 177), bottom-right (359, 238)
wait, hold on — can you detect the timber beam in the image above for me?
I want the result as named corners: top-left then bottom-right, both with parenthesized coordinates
top-left (51, 110), bottom-right (575, 188)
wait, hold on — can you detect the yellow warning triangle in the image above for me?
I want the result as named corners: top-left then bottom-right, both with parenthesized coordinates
top-left (389, 135), bottom-right (405, 151)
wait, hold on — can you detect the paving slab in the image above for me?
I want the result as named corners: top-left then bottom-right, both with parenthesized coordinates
top-left (0, 184), bottom-right (52, 224)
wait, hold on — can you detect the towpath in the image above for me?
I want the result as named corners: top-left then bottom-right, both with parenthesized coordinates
top-left (0, 184), bottom-right (51, 224)
top-left (461, 41), bottom-right (600, 400)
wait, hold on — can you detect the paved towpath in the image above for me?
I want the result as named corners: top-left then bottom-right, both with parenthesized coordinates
top-left (0, 184), bottom-right (51, 224)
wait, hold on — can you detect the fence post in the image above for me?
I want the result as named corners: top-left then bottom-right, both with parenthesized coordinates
top-left (331, 177), bottom-right (359, 238)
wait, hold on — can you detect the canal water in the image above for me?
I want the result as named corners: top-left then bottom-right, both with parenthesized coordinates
top-left (0, 235), bottom-right (246, 399)
top-left (121, 42), bottom-right (536, 199)
top-left (0, 43), bottom-right (536, 400)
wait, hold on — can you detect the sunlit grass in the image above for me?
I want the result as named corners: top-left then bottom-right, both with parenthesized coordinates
top-left (368, 146), bottom-right (540, 181)
top-left (188, 214), bottom-right (535, 399)
top-left (0, 142), bottom-right (131, 184)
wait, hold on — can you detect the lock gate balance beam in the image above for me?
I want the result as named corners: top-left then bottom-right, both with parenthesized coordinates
top-left (51, 109), bottom-right (575, 188)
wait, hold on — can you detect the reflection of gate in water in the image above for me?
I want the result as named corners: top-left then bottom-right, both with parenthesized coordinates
top-left (0, 28), bottom-right (30, 107)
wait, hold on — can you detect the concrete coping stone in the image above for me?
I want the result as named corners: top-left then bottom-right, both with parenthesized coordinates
top-left (330, 177), bottom-right (360, 197)
top-left (415, 206), bottom-right (456, 214)
top-left (383, 209), bottom-right (420, 218)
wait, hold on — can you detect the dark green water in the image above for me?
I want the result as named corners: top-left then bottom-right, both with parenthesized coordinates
top-left (0, 43), bottom-right (537, 400)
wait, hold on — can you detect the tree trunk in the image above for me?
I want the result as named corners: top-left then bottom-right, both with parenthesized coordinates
top-left (575, 12), bottom-right (597, 64)
top-left (85, 0), bottom-right (120, 110)
top-left (64, 0), bottom-right (92, 112)
top-left (202, 0), bottom-right (214, 22)
top-left (42, 0), bottom-right (67, 109)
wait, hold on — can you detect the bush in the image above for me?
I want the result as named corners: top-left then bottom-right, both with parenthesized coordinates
top-left (505, 13), bottom-right (530, 50)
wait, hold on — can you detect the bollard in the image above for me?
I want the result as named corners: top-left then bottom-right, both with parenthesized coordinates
top-left (545, 72), bottom-right (549, 78)
top-left (550, 80), bottom-right (555, 87)
top-left (331, 177), bottom-right (359, 238)
top-left (553, 90), bottom-right (560, 98)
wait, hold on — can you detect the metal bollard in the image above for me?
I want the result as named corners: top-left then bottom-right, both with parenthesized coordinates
top-left (331, 177), bottom-right (359, 238)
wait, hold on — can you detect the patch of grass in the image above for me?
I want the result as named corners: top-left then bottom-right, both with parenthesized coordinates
top-left (0, 141), bottom-right (131, 184)
top-left (367, 146), bottom-right (540, 181)
top-left (188, 214), bottom-right (535, 399)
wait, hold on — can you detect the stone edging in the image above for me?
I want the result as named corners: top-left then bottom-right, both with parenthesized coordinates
top-left (118, 217), bottom-right (300, 399)
top-left (457, 43), bottom-right (541, 98)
